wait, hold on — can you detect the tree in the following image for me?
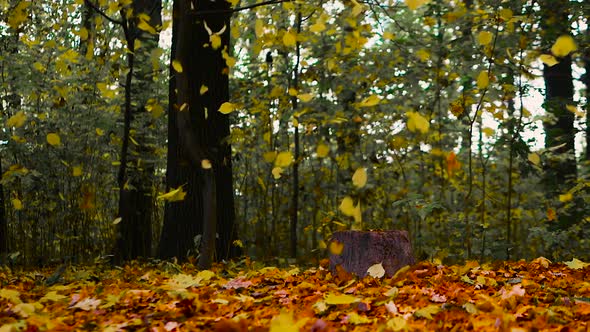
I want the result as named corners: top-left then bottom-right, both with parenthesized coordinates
top-left (159, 0), bottom-right (238, 267)
top-left (539, 0), bottom-right (576, 191)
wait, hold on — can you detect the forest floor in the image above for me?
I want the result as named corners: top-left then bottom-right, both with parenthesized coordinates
top-left (0, 257), bottom-right (589, 331)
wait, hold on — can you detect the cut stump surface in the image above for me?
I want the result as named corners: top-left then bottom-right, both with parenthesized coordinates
top-left (329, 230), bottom-right (415, 278)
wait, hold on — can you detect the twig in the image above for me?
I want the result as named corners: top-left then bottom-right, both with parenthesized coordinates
top-left (84, 0), bottom-right (123, 26)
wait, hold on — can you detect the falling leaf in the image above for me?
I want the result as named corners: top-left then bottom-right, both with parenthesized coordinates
top-left (358, 95), bottom-right (380, 107)
top-left (210, 34), bottom-right (222, 49)
top-left (315, 143), bottom-right (329, 158)
top-left (324, 293), bottom-right (360, 305)
top-left (367, 263), bottom-right (385, 278)
top-left (528, 153), bottom-right (540, 166)
top-left (275, 151), bottom-right (293, 167)
top-left (566, 104), bottom-right (584, 117)
top-left (405, 0), bottom-right (430, 10)
top-left (72, 166), bottom-right (83, 177)
top-left (283, 30), bottom-right (297, 47)
top-left (6, 111), bottom-right (27, 128)
top-left (137, 19), bottom-right (157, 35)
top-left (551, 35), bottom-right (577, 57)
top-left (298, 93), bottom-right (313, 102)
top-left (446, 152), bottom-right (461, 177)
top-left (95, 128), bottom-right (104, 136)
top-left (272, 167), bottom-right (283, 179)
top-left (539, 54), bottom-right (558, 67)
top-left (478, 31), bottom-right (493, 46)
top-left (352, 168), bottom-right (367, 188)
top-left (218, 102), bottom-right (236, 114)
top-left (172, 60), bottom-right (183, 73)
top-left (200, 85), bottom-right (209, 95)
top-left (288, 88), bottom-right (298, 96)
top-left (329, 240), bottom-right (344, 255)
top-left (476, 70), bottom-right (489, 89)
top-left (201, 159), bottom-right (212, 169)
top-left (406, 111), bottom-right (429, 134)
top-left (11, 198), bottom-right (23, 210)
top-left (339, 196), bottom-right (356, 216)
top-left (157, 186), bottom-right (186, 202)
top-left (559, 192), bottom-right (573, 203)
top-left (47, 133), bottom-right (61, 146)
top-left (547, 207), bottom-right (556, 221)
top-left (112, 217), bottom-right (122, 225)
top-left (563, 258), bottom-right (589, 270)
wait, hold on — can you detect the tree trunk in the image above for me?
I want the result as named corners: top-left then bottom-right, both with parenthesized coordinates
top-left (540, 0), bottom-right (576, 190)
top-left (159, 0), bottom-right (238, 265)
top-left (114, 0), bottom-right (162, 263)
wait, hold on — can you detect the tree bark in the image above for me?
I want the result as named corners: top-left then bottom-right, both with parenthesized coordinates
top-left (159, 0), bottom-right (238, 266)
top-left (114, 0), bottom-right (162, 263)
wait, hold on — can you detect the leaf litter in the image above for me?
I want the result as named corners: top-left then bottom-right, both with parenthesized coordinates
top-left (0, 257), bottom-right (588, 331)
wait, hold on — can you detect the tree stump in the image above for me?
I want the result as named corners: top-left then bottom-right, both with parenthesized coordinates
top-left (329, 230), bottom-right (415, 278)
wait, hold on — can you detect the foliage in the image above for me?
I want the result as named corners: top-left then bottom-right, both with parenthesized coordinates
top-left (0, 258), bottom-right (589, 330)
top-left (1, 0), bottom-right (589, 265)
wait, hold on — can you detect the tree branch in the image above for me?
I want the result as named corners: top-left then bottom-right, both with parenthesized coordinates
top-left (84, 0), bottom-right (124, 26)
top-left (192, 0), bottom-right (293, 16)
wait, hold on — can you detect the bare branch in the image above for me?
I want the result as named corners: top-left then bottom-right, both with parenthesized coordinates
top-left (192, 0), bottom-right (293, 16)
top-left (84, 0), bottom-right (124, 26)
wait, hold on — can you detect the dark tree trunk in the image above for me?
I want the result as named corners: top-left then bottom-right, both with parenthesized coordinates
top-left (0, 154), bottom-right (7, 262)
top-left (159, 0), bottom-right (238, 265)
top-left (114, 0), bottom-right (162, 263)
top-left (540, 0), bottom-right (576, 190)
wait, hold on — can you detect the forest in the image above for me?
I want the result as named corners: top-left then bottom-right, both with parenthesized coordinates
top-left (1, 0), bottom-right (590, 330)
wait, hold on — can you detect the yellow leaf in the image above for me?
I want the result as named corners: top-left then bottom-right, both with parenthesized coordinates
top-left (481, 127), bottom-right (495, 137)
top-left (329, 240), bottom-right (344, 255)
top-left (72, 166), bottom-right (83, 177)
top-left (218, 102), bottom-right (235, 114)
top-left (539, 54), bottom-right (558, 67)
top-left (476, 70), bottom-right (489, 89)
top-left (157, 186), bottom-right (186, 202)
top-left (255, 19), bottom-right (264, 37)
top-left (283, 30), bottom-right (297, 47)
top-left (233, 239), bottom-right (243, 248)
top-left (563, 258), bottom-right (589, 270)
top-left (269, 311), bottom-right (298, 332)
top-left (387, 317), bottom-right (407, 331)
top-left (11, 198), bottom-right (23, 210)
top-left (96, 82), bottom-right (116, 99)
top-left (316, 143), bottom-right (330, 158)
top-left (96, 128), bottom-right (104, 136)
top-left (414, 304), bottom-right (441, 320)
top-left (358, 95), bottom-right (380, 107)
top-left (47, 133), bottom-right (61, 146)
top-left (201, 159), bottom-right (212, 169)
top-left (367, 262), bottom-right (385, 278)
top-left (310, 22), bottom-right (326, 33)
top-left (405, 0), bottom-right (430, 10)
top-left (351, 0), bottom-right (363, 16)
top-left (353, 201), bottom-right (362, 223)
top-left (547, 207), bottom-right (556, 221)
top-left (352, 168), bottom-right (367, 188)
top-left (263, 151), bottom-right (277, 163)
top-left (298, 93), bottom-right (313, 102)
top-left (339, 196), bottom-right (356, 216)
top-left (406, 111), bottom-right (429, 134)
top-left (383, 31), bottom-right (395, 40)
top-left (551, 35), bottom-right (577, 58)
top-left (78, 27), bottom-right (89, 41)
top-left (200, 85), bottom-right (209, 95)
top-left (0, 288), bottom-right (22, 304)
top-left (528, 153), bottom-right (540, 166)
top-left (33, 62), bottom-right (45, 72)
top-left (137, 19), bottom-right (157, 34)
top-left (478, 31), bottom-right (493, 46)
top-left (288, 88), bottom-right (298, 96)
top-left (415, 49), bottom-right (430, 61)
top-left (324, 293), bottom-right (360, 305)
top-left (112, 217), bottom-right (122, 225)
top-left (210, 34), bottom-right (222, 49)
top-left (275, 151), bottom-right (293, 167)
top-left (6, 111), bottom-right (27, 128)
top-left (172, 60), bottom-right (183, 73)
top-left (566, 104), bottom-right (584, 117)
top-left (7, 1), bottom-right (30, 29)
top-left (559, 192), bottom-right (573, 203)
top-left (272, 167), bottom-right (283, 179)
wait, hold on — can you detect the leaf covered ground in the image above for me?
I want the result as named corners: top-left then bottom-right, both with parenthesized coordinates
top-left (0, 257), bottom-right (589, 331)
